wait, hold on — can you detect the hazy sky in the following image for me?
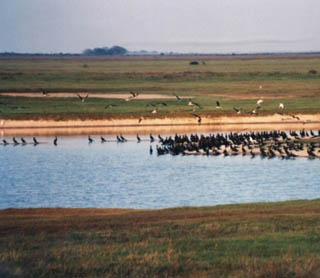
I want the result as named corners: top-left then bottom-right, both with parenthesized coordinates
top-left (0, 0), bottom-right (319, 53)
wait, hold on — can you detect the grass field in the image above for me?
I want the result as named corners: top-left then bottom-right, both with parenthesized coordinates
top-left (0, 55), bottom-right (320, 119)
top-left (1, 200), bottom-right (320, 277)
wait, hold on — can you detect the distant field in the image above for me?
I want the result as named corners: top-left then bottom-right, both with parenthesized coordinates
top-left (0, 55), bottom-right (320, 118)
top-left (1, 200), bottom-right (320, 277)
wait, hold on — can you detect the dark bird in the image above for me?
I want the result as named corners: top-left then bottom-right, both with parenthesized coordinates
top-left (77, 93), bottom-right (89, 102)
top-left (2, 139), bottom-right (9, 145)
top-left (188, 99), bottom-right (201, 108)
top-left (88, 136), bottom-right (93, 143)
top-left (233, 107), bottom-right (242, 114)
top-left (138, 117), bottom-right (144, 123)
top-left (100, 136), bottom-right (107, 143)
top-left (137, 134), bottom-right (141, 143)
top-left (53, 136), bottom-right (58, 146)
top-left (150, 134), bottom-right (155, 143)
top-left (33, 137), bottom-right (39, 145)
top-left (130, 91), bottom-right (139, 98)
top-left (21, 137), bottom-right (27, 144)
top-left (120, 134), bottom-right (127, 142)
top-left (291, 115), bottom-right (300, 121)
top-left (191, 113), bottom-right (202, 124)
top-left (40, 89), bottom-right (48, 96)
top-left (173, 93), bottom-right (182, 101)
top-left (12, 137), bottom-right (19, 145)
top-left (216, 101), bottom-right (221, 109)
top-left (150, 145), bottom-right (153, 155)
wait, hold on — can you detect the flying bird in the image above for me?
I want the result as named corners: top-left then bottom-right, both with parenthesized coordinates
top-left (40, 89), bottom-right (48, 96)
top-left (257, 99), bottom-right (263, 106)
top-left (191, 113), bottom-right (202, 124)
top-left (250, 106), bottom-right (261, 115)
top-left (130, 91), bottom-right (139, 98)
top-left (188, 99), bottom-right (201, 108)
top-left (173, 93), bottom-right (182, 101)
top-left (233, 107), bottom-right (242, 114)
top-left (77, 93), bottom-right (89, 102)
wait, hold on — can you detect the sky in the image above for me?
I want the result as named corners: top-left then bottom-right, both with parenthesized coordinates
top-left (0, 0), bottom-right (319, 54)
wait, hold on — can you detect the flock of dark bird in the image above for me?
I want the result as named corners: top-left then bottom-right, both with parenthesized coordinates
top-left (153, 130), bottom-right (320, 159)
top-left (2, 130), bottom-right (320, 159)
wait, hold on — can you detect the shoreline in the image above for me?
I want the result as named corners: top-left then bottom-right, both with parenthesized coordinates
top-left (1, 114), bottom-right (320, 136)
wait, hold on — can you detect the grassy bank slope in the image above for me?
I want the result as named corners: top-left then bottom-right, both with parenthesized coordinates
top-left (1, 200), bottom-right (320, 277)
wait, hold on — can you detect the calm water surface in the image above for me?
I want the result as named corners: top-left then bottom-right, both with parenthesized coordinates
top-left (0, 135), bottom-right (319, 209)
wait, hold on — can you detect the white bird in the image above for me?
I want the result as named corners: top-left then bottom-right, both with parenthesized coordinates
top-left (259, 85), bottom-right (263, 89)
top-left (279, 103), bottom-right (284, 109)
top-left (257, 99), bottom-right (263, 105)
top-left (151, 109), bottom-right (157, 114)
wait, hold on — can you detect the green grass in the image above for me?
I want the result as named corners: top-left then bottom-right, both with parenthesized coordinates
top-left (0, 55), bottom-right (320, 119)
top-left (0, 95), bottom-right (319, 119)
top-left (1, 200), bottom-right (320, 277)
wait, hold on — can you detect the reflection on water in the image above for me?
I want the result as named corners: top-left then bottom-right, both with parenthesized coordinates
top-left (0, 135), bottom-right (319, 209)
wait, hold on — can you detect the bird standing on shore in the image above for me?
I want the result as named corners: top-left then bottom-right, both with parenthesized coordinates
top-left (216, 101), bottom-right (221, 109)
top-left (53, 136), bottom-right (58, 146)
top-left (173, 93), bottom-right (182, 101)
top-left (279, 103), bottom-right (284, 109)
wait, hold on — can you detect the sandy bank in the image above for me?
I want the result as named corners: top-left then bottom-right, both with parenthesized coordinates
top-left (1, 114), bottom-right (320, 136)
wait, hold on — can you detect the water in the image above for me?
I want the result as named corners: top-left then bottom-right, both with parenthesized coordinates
top-left (0, 135), bottom-right (319, 209)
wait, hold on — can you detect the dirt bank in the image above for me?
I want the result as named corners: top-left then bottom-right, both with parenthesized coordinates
top-left (1, 114), bottom-right (320, 136)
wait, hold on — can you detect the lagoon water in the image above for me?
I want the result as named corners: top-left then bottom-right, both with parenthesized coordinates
top-left (0, 135), bottom-right (319, 209)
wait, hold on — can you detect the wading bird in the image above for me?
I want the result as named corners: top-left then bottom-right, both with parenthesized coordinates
top-left (88, 136), bottom-right (93, 143)
top-left (53, 136), bottom-right (58, 146)
top-left (33, 137), bottom-right (39, 145)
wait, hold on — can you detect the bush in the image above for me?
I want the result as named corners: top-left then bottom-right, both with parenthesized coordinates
top-left (189, 61), bottom-right (199, 65)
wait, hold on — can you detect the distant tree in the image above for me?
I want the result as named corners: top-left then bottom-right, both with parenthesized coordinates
top-left (106, 46), bottom-right (127, 55)
top-left (189, 61), bottom-right (199, 65)
top-left (82, 46), bottom-right (127, 56)
top-left (308, 69), bottom-right (317, 74)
